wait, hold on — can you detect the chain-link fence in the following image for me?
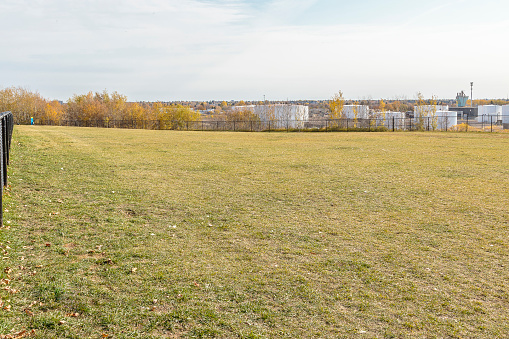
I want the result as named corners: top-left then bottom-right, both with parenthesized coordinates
top-left (28, 115), bottom-right (509, 132)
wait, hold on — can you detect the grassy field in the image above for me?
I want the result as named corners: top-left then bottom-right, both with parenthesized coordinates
top-left (1, 126), bottom-right (508, 338)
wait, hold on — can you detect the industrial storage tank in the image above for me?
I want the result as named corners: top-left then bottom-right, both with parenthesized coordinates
top-left (383, 111), bottom-right (405, 130)
top-left (435, 111), bottom-right (457, 130)
top-left (342, 105), bottom-right (369, 119)
top-left (413, 105), bottom-right (455, 130)
top-left (502, 105), bottom-right (509, 129)
top-left (232, 104), bottom-right (309, 129)
top-left (414, 105), bottom-right (449, 118)
top-left (477, 105), bottom-right (502, 123)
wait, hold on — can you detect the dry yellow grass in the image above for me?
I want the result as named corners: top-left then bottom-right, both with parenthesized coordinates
top-left (0, 126), bottom-right (508, 338)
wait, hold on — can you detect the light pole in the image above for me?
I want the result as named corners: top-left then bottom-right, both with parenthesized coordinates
top-left (470, 82), bottom-right (473, 107)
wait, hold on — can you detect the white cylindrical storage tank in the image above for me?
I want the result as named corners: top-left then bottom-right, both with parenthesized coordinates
top-left (342, 105), bottom-right (369, 119)
top-left (413, 106), bottom-right (456, 130)
top-left (414, 105), bottom-right (449, 118)
top-left (502, 105), bottom-right (509, 129)
top-left (239, 104), bottom-right (309, 129)
top-left (436, 111), bottom-right (457, 130)
top-left (384, 111), bottom-right (405, 130)
top-left (272, 105), bottom-right (309, 128)
top-left (477, 105), bottom-right (502, 123)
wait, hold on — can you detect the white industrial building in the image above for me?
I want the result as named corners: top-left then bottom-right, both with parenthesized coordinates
top-left (477, 105), bottom-right (502, 123)
top-left (233, 104), bottom-right (309, 129)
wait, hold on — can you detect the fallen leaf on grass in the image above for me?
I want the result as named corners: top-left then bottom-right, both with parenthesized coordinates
top-left (0, 329), bottom-right (33, 339)
top-left (3, 267), bottom-right (12, 274)
top-left (24, 309), bottom-right (34, 316)
top-left (3, 287), bottom-right (18, 294)
top-left (66, 312), bottom-right (79, 317)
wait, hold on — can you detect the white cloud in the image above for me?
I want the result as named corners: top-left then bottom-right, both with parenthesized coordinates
top-left (1, 0), bottom-right (509, 100)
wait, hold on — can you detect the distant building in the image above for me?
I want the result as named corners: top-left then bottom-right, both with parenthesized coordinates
top-left (456, 91), bottom-right (469, 107)
top-left (449, 107), bottom-right (478, 118)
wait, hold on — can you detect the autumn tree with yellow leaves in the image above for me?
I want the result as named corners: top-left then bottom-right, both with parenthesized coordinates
top-left (0, 87), bottom-right (46, 123)
top-left (328, 90), bottom-right (345, 128)
top-left (154, 103), bottom-right (201, 130)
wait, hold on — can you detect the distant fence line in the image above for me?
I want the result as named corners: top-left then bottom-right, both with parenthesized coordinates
top-left (0, 111), bottom-right (14, 225)
top-left (27, 115), bottom-right (509, 132)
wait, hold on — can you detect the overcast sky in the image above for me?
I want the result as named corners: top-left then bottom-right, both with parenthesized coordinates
top-left (1, 0), bottom-right (508, 101)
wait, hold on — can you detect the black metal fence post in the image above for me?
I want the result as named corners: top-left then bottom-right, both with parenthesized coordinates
top-left (0, 112), bottom-right (14, 226)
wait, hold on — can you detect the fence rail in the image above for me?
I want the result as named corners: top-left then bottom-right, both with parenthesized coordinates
top-left (27, 115), bottom-right (509, 132)
top-left (0, 111), bottom-right (14, 225)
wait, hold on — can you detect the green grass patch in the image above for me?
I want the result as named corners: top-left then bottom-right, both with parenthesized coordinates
top-left (0, 126), bottom-right (508, 338)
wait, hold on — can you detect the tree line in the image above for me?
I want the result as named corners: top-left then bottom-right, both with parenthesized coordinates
top-left (2, 86), bottom-right (507, 128)
top-left (0, 87), bottom-right (201, 126)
